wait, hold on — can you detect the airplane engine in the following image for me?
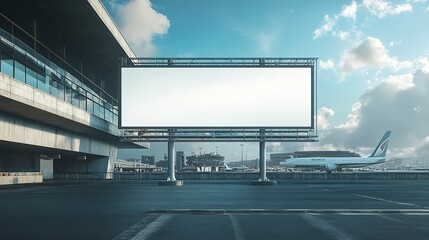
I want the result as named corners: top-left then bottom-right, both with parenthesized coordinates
top-left (325, 164), bottom-right (337, 173)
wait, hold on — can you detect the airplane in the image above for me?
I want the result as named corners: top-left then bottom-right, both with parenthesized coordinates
top-left (223, 163), bottom-right (249, 171)
top-left (279, 131), bottom-right (392, 173)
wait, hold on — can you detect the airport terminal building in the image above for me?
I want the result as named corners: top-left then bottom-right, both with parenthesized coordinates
top-left (0, 0), bottom-right (145, 181)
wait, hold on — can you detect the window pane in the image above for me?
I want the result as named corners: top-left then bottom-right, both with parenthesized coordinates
top-left (38, 72), bottom-right (49, 93)
top-left (14, 60), bottom-right (25, 82)
top-left (1, 58), bottom-right (13, 77)
top-left (26, 67), bottom-right (37, 88)
top-left (87, 99), bottom-right (94, 114)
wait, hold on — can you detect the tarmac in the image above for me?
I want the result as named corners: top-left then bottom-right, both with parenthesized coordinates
top-left (1, 180), bottom-right (429, 239)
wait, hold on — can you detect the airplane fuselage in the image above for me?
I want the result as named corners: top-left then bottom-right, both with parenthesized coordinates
top-left (279, 157), bottom-right (387, 170)
top-left (279, 131), bottom-right (391, 172)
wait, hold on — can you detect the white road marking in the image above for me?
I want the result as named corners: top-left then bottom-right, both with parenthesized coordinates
top-left (354, 194), bottom-right (421, 207)
top-left (112, 215), bottom-right (172, 240)
top-left (338, 213), bottom-right (379, 216)
top-left (133, 215), bottom-right (172, 240)
top-left (403, 213), bottom-right (429, 215)
top-left (148, 208), bottom-right (429, 215)
top-left (378, 215), bottom-right (405, 224)
top-left (301, 214), bottom-right (354, 240)
top-left (228, 215), bottom-right (244, 240)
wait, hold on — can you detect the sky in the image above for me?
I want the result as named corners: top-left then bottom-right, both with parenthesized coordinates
top-left (103, 0), bottom-right (429, 162)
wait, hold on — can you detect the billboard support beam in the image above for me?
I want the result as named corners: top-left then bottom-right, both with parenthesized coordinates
top-left (159, 130), bottom-right (183, 186)
top-left (253, 129), bottom-right (277, 185)
top-left (259, 130), bottom-right (267, 181)
top-left (167, 140), bottom-right (176, 181)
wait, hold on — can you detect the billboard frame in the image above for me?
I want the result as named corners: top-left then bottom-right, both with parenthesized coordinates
top-left (119, 57), bottom-right (318, 142)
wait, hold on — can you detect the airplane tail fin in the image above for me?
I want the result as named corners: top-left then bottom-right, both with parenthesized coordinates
top-left (369, 131), bottom-right (391, 158)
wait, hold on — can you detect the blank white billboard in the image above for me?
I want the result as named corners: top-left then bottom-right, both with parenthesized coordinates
top-left (120, 67), bottom-right (313, 128)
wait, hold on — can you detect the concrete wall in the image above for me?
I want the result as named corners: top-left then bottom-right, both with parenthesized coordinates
top-left (0, 112), bottom-right (117, 177)
top-left (0, 112), bottom-right (117, 158)
top-left (35, 157), bottom-right (54, 180)
top-left (0, 173), bottom-right (43, 185)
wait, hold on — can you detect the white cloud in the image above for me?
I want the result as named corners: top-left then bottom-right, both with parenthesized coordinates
top-left (417, 56), bottom-right (429, 73)
top-left (112, 0), bottom-right (170, 56)
top-left (319, 59), bottom-right (335, 70)
top-left (335, 31), bottom-right (350, 40)
top-left (339, 37), bottom-right (412, 77)
top-left (318, 107), bottom-right (335, 129)
top-left (363, 0), bottom-right (412, 18)
top-left (341, 1), bottom-right (358, 20)
top-left (313, 15), bottom-right (337, 40)
top-left (318, 70), bottom-right (429, 157)
top-left (313, 1), bottom-right (357, 40)
top-left (383, 74), bottom-right (414, 90)
top-left (313, 0), bottom-right (358, 40)
top-left (389, 40), bottom-right (402, 47)
top-left (337, 102), bottom-right (362, 130)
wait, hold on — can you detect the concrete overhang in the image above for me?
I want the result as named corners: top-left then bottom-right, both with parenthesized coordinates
top-left (33, 0), bottom-right (136, 64)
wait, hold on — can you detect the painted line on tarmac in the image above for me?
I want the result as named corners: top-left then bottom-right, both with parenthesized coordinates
top-left (301, 214), bottom-right (354, 240)
top-left (403, 213), bottom-right (429, 215)
top-left (148, 209), bottom-right (429, 215)
top-left (112, 215), bottom-right (171, 240)
top-left (132, 215), bottom-right (172, 240)
top-left (378, 215), bottom-right (405, 224)
top-left (338, 213), bottom-right (379, 216)
top-left (354, 194), bottom-right (422, 207)
top-left (228, 215), bottom-right (244, 240)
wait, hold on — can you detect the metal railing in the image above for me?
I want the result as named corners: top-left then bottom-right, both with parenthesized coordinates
top-left (53, 171), bottom-right (429, 181)
top-left (0, 27), bottom-right (118, 125)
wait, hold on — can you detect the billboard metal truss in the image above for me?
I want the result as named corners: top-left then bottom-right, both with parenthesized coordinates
top-left (121, 57), bottom-right (317, 67)
top-left (120, 128), bottom-right (317, 143)
top-left (119, 57), bottom-right (318, 143)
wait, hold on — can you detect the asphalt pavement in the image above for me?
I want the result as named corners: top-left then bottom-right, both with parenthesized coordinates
top-left (1, 180), bottom-right (429, 239)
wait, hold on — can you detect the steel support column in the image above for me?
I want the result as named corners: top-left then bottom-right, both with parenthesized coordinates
top-left (259, 141), bottom-right (267, 181)
top-left (252, 129), bottom-right (276, 185)
top-left (167, 141), bottom-right (176, 181)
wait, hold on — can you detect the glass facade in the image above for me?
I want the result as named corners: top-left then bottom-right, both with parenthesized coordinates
top-left (0, 28), bottom-right (118, 126)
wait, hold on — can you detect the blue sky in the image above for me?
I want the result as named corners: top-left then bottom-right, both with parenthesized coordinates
top-left (104, 0), bottom-right (429, 161)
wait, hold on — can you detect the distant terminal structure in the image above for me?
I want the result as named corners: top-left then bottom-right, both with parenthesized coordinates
top-left (270, 151), bottom-right (361, 166)
top-left (184, 152), bottom-right (226, 172)
top-left (114, 159), bottom-right (159, 173)
top-left (141, 155), bottom-right (155, 165)
top-left (176, 151), bottom-right (185, 172)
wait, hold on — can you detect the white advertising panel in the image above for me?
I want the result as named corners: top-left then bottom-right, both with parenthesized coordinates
top-left (120, 67), bottom-right (313, 128)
